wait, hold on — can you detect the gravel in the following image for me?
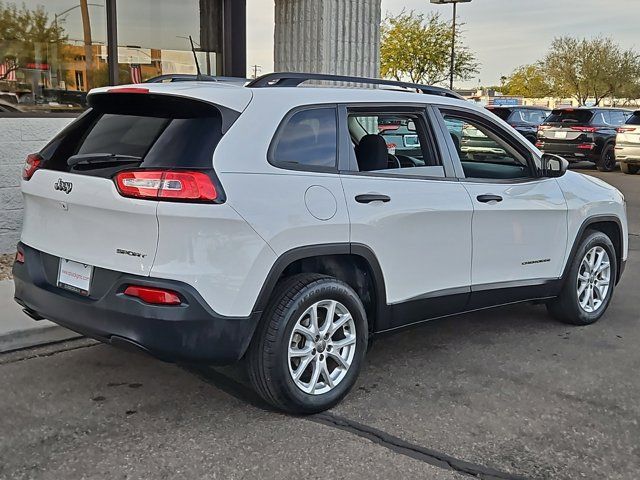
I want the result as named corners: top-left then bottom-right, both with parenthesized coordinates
top-left (0, 254), bottom-right (14, 281)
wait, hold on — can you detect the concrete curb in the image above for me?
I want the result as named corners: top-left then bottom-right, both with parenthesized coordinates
top-left (0, 279), bottom-right (81, 353)
top-left (0, 324), bottom-right (81, 353)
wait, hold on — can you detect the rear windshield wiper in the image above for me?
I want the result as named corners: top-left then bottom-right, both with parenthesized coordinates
top-left (67, 153), bottom-right (142, 168)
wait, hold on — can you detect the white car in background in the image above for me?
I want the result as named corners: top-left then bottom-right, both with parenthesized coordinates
top-left (615, 110), bottom-right (640, 174)
top-left (13, 73), bottom-right (628, 413)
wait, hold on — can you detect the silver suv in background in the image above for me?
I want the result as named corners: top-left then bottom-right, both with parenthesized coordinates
top-left (615, 110), bottom-right (640, 174)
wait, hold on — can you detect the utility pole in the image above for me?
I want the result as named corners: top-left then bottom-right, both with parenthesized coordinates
top-left (430, 0), bottom-right (472, 90)
top-left (449, 2), bottom-right (456, 90)
top-left (79, 0), bottom-right (93, 90)
top-left (250, 64), bottom-right (262, 78)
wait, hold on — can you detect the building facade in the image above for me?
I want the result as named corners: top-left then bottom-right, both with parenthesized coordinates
top-left (0, 0), bottom-right (382, 253)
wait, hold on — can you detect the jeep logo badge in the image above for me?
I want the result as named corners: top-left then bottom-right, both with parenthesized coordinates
top-left (54, 178), bottom-right (73, 194)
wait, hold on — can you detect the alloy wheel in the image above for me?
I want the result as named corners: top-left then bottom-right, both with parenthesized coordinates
top-left (577, 246), bottom-right (611, 314)
top-left (287, 299), bottom-right (357, 395)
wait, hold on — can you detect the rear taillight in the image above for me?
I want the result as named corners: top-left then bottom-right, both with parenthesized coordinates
top-left (124, 286), bottom-right (181, 305)
top-left (538, 125), bottom-right (551, 131)
top-left (22, 153), bottom-right (42, 180)
top-left (617, 127), bottom-right (637, 133)
top-left (15, 250), bottom-right (25, 264)
top-left (114, 170), bottom-right (218, 202)
top-left (108, 87), bottom-right (150, 94)
top-left (570, 126), bottom-right (597, 133)
top-left (577, 143), bottom-right (595, 150)
top-left (535, 141), bottom-right (544, 148)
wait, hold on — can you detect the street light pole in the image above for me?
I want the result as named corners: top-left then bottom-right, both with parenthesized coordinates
top-left (449, 2), bottom-right (456, 90)
top-left (430, 0), bottom-right (471, 90)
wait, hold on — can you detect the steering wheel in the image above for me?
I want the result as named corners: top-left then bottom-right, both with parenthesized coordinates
top-left (387, 154), bottom-right (402, 169)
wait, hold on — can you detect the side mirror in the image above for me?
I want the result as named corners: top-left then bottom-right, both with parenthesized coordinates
top-left (541, 154), bottom-right (569, 178)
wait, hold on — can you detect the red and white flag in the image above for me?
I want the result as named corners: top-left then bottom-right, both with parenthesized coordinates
top-left (130, 64), bottom-right (142, 84)
top-left (0, 60), bottom-right (17, 81)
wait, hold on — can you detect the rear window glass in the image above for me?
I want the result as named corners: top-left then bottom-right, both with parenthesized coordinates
top-left (626, 113), bottom-right (640, 125)
top-left (271, 107), bottom-right (338, 171)
top-left (546, 110), bottom-right (593, 124)
top-left (77, 114), bottom-right (169, 158)
top-left (39, 95), bottom-right (226, 177)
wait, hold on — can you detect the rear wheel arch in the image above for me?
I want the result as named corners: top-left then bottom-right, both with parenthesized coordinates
top-left (252, 244), bottom-right (388, 334)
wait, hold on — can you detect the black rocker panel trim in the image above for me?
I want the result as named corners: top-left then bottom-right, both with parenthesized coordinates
top-left (252, 244), bottom-right (568, 334)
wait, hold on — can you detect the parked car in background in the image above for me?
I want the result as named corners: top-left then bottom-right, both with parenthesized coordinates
top-left (486, 105), bottom-right (550, 144)
top-left (615, 110), bottom-right (640, 174)
top-left (0, 99), bottom-right (21, 112)
top-left (536, 107), bottom-right (632, 171)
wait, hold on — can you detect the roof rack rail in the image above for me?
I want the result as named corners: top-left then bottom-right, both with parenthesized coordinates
top-left (145, 74), bottom-right (248, 85)
top-left (246, 72), bottom-right (463, 100)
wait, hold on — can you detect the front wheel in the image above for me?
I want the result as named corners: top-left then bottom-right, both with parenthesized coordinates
top-left (248, 274), bottom-right (368, 413)
top-left (547, 230), bottom-right (617, 325)
top-left (596, 144), bottom-right (616, 172)
top-left (620, 162), bottom-right (639, 174)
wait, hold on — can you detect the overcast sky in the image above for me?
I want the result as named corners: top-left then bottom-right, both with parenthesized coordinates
top-left (247, 0), bottom-right (640, 86)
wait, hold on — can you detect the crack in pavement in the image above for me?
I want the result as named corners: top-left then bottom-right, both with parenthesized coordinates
top-left (3, 344), bottom-right (531, 478)
top-left (184, 365), bottom-right (530, 480)
top-left (0, 338), bottom-right (98, 365)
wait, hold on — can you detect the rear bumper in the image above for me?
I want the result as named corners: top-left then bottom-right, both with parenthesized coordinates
top-left (12, 243), bottom-right (261, 364)
top-left (538, 142), bottom-right (599, 162)
top-left (615, 144), bottom-right (640, 163)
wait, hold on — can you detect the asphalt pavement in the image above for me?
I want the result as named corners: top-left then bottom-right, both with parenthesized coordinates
top-left (1, 166), bottom-right (638, 480)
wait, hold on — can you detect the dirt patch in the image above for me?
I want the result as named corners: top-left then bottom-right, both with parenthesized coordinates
top-left (0, 253), bottom-right (15, 281)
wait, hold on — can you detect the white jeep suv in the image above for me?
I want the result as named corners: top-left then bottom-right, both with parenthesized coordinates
top-left (13, 73), bottom-right (628, 413)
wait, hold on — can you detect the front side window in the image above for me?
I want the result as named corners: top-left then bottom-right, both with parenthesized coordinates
top-left (271, 107), bottom-right (338, 171)
top-left (443, 112), bottom-right (533, 180)
top-left (346, 110), bottom-right (443, 177)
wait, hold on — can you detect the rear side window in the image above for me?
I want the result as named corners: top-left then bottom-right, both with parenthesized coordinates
top-left (608, 111), bottom-right (627, 126)
top-left (516, 109), bottom-right (549, 124)
top-left (488, 108), bottom-right (512, 121)
top-left (545, 109), bottom-right (593, 124)
top-left (271, 107), bottom-right (338, 171)
top-left (626, 112), bottom-right (640, 125)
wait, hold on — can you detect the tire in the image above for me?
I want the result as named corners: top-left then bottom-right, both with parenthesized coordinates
top-left (620, 162), bottom-right (639, 174)
top-left (247, 273), bottom-right (368, 413)
top-left (596, 143), bottom-right (616, 172)
top-left (525, 135), bottom-right (537, 145)
top-left (547, 230), bottom-right (617, 325)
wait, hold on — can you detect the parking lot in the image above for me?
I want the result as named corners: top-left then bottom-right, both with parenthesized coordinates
top-left (1, 166), bottom-right (638, 480)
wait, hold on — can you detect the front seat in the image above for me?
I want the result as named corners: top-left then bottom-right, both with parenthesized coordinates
top-left (355, 134), bottom-right (388, 172)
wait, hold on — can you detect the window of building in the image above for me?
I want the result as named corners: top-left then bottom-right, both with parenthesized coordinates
top-left (0, 1), bottom-right (233, 114)
top-left (0, 1), bottom-right (108, 113)
top-left (271, 108), bottom-right (338, 171)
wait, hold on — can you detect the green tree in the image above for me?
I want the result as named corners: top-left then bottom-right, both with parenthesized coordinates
top-left (502, 64), bottom-right (554, 98)
top-left (380, 11), bottom-right (479, 86)
top-left (543, 36), bottom-right (640, 105)
top-left (0, 1), bottom-right (67, 80)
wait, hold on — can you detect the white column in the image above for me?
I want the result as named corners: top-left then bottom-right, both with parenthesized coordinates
top-left (274, 0), bottom-right (381, 78)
